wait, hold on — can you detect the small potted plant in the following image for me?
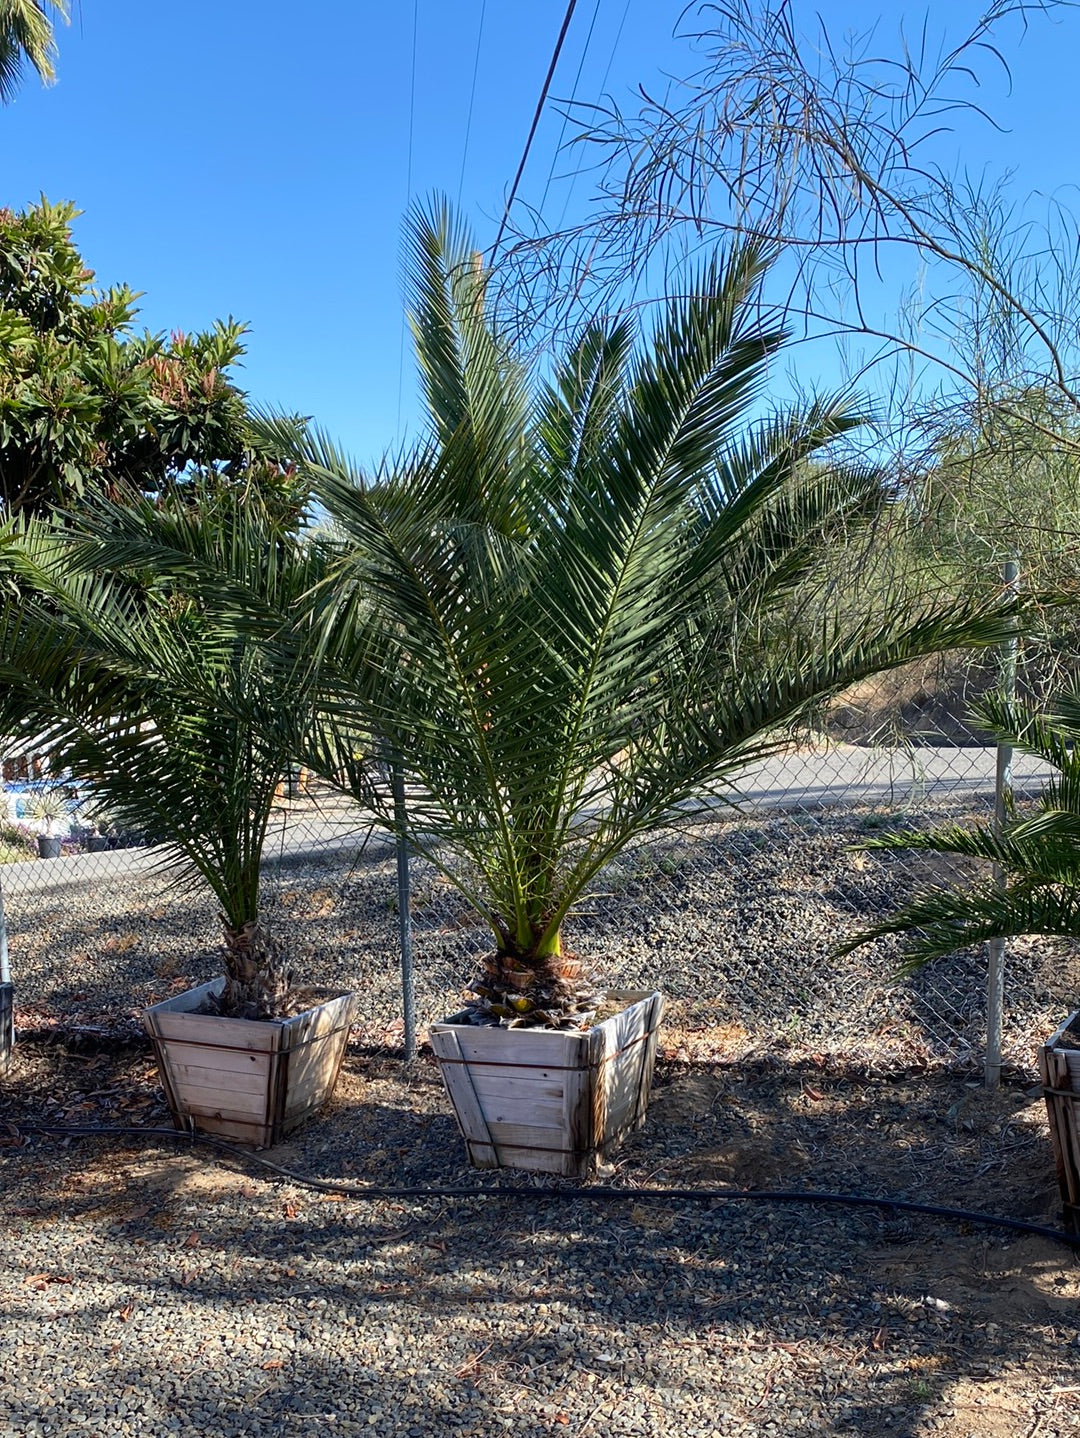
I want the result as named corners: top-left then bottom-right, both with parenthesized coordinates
top-left (28, 787), bottom-right (69, 858)
top-left (0, 481), bottom-right (357, 1145)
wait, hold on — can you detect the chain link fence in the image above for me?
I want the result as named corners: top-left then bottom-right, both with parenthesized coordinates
top-left (0, 660), bottom-right (1073, 1078)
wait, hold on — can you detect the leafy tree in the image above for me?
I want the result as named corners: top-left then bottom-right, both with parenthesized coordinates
top-left (0, 198), bottom-right (257, 517)
top-left (0, 0), bottom-right (67, 102)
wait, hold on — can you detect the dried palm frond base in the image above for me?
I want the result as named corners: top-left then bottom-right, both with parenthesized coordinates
top-left (463, 951), bottom-right (604, 1030)
top-left (213, 918), bottom-right (295, 1021)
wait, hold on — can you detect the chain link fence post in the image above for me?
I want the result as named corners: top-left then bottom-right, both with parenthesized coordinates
top-left (0, 876), bottom-right (11, 1072)
top-left (391, 757), bottom-right (417, 1062)
top-left (985, 556), bottom-right (1020, 1089)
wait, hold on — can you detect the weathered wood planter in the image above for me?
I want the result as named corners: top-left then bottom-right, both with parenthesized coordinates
top-left (0, 981), bottom-right (12, 1074)
top-left (144, 979), bottom-right (356, 1148)
top-left (1041, 1011), bottom-right (1080, 1235)
top-left (429, 991), bottom-right (665, 1177)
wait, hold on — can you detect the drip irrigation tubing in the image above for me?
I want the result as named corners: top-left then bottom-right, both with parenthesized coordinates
top-left (12, 1122), bottom-right (1080, 1250)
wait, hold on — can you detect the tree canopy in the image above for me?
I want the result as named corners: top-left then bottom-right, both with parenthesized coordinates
top-left (0, 198), bottom-right (259, 517)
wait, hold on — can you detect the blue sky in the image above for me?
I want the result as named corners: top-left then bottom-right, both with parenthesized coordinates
top-left (2, 1), bottom-right (1076, 462)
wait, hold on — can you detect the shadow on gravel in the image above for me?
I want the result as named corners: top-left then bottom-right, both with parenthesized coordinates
top-left (2, 1047), bottom-right (1079, 1436)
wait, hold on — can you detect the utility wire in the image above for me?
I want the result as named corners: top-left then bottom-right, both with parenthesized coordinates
top-left (457, 0), bottom-right (488, 209)
top-left (490, 0), bottom-right (580, 258)
top-left (396, 0), bottom-right (420, 435)
top-left (537, 0), bottom-right (603, 220)
top-left (554, 0), bottom-right (632, 235)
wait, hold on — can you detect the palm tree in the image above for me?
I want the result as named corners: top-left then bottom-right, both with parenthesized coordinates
top-left (235, 200), bottom-right (1026, 1030)
top-left (0, 482), bottom-right (329, 1018)
top-left (838, 690), bottom-right (1080, 966)
top-left (0, 1), bottom-right (68, 103)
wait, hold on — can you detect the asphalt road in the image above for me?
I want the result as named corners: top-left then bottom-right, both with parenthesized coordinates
top-left (0, 743), bottom-right (1052, 899)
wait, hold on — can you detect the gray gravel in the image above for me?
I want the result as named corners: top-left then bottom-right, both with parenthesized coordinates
top-left (2, 1044), bottom-right (1078, 1438)
top-left (3, 795), bottom-right (1080, 1434)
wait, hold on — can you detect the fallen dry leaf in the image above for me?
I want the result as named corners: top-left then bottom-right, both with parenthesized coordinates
top-left (261, 1359), bottom-right (285, 1371)
top-left (182, 1231), bottom-right (201, 1248)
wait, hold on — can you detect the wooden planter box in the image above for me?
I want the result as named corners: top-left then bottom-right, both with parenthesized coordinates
top-left (0, 981), bottom-right (12, 1075)
top-left (429, 991), bottom-right (664, 1178)
top-left (144, 979), bottom-right (356, 1148)
top-left (1041, 1011), bottom-right (1080, 1235)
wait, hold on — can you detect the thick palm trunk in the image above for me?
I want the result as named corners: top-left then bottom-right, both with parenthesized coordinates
top-left (218, 916), bottom-right (292, 1019)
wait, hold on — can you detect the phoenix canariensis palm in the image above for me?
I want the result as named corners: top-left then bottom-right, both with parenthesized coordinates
top-left (0, 0), bottom-right (68, 102)
top-left (254, 200), bottom-right (1026, 1028)
top-left (838, 690), bottom-right (1080, 967)
top-left (0, 482), bottom-right (329, 1018)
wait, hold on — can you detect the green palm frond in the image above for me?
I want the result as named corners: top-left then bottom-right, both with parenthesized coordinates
top-left (842, 684), bottom-right (1080, 968)
top-left (0, 0), bottom-right (68, 102)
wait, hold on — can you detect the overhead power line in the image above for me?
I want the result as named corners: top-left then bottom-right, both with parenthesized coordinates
top-left (397, 0), bottom-right (420, 434)
top-left (457, 0), bottom-right (488, 209)
top-left (537, 0), bottom-right (603, 220)
top-left (490, 0), bottom-right (580, 257)
top-left (555, 0), bottom-right (632, 234)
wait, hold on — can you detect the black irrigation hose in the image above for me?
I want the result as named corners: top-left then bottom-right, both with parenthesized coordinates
top-left (13, 1122), bottom-right (1080, 1251)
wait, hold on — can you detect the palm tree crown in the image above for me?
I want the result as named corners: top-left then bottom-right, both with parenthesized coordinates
top-left (0, 1), bottom-right (68, 103)
top-left (0, 482), bottom-right (328, 1017)
top-left (251, 200), bottom-right (1022, 1027)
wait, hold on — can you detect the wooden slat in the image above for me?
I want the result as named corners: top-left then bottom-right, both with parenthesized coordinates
top-left (166, 1059), bottom-right (271, 1095)
top-left (280, 992), bottom-right (356, 1050)
top-left (282, 1034), bottom-right (349, 1119)
top-left (487, 1119), bottom-right (567, 1146)
top-left (430, 1027), bottom-right (499, 1168)
top-left (431, 1023), bottom-right (587, 1070)
top-left (148, 1009), bottom-right (282, 1053)
top-left (166, 1082), bottom-right (268, 1122)
top-left (480, 1094), bottom-right (566, 1127)
top-left (632, 993), bottom-right (665, 1130)
top-left (470, 1073), bottom-right (565, 1103)
top-left (184, 1113), bottom-right (272, 1145)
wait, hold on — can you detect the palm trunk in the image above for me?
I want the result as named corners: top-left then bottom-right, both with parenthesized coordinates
top-left (467, 942), bottom-right (600, 1029)
top-left (218, 916), bottom-right (292, 1019)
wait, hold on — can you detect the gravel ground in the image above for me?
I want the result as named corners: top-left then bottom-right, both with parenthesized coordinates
top-left (2, 1044), bottom-right (1079, 1438)
top-left (3, 797), bottom-right (1080, 1436)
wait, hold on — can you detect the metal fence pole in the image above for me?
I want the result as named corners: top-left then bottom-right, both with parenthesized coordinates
top-left (391, 758), bottom-right (417, 1062)
top-left (985, 556), bottom-right (1019, 1089)
top-left (0, 879), bottom-right (12, 1073)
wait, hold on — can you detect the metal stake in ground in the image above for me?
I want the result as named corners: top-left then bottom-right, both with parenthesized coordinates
top-left (391, 758), bottom-right (417, 1062)
top-left (986, 556), bottom-right (1019, 1090)
top-left (0, 877), bottom-right (12, 1073)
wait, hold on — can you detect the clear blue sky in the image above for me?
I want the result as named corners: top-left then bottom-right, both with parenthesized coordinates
top-left (2, 0), bottom-right (1075, 462)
